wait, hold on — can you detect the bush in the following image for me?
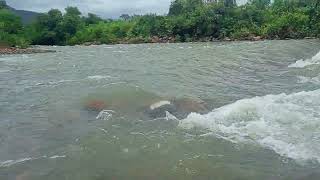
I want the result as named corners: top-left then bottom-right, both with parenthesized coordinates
top-left (263, 12), bottom-right (310, 39)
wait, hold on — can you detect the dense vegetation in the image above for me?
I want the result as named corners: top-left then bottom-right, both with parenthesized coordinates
top-left (0, 0), bottom-right (319, 47)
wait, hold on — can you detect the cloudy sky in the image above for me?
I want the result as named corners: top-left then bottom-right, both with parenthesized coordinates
top-left (6, 0), bottom-right (172, 18)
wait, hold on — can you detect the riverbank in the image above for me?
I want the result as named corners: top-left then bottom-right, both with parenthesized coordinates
top-left (79, 36), bottom-right (318, 46)
top-left (0, 47), bottom-right (56, 55)
top-left (1, 37), bottom-right (318, 55)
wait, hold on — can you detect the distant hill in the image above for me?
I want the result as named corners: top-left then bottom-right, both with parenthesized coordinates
top-left (9, 8), bottom-right (40, 24)
top-left (1, 0), bottom-right (39, 24)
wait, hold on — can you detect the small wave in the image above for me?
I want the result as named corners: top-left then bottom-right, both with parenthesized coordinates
top-left (96, 110), bottom-right (115, 121)
top-left (297, 76), bottom-right (320, 84)
top-left (87, 75), bottom-right (112, 80)
top-left (49, 155), bottom-right (66, 159)
top-left (179, 90), bottom-right (320, 163)
top-left (0, 158), bottom-right (32, 167)
top-left (112, 50), bottom-right (126, 53)
top-left (35, 80), bottom-right (76, 87)
top-left (0, 155), bottom-right (66, 167)
top-left (289, 51), bottom-right (320, 68)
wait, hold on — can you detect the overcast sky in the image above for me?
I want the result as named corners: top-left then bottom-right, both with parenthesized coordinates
top-left (6, 0), bottom-right (172, 18)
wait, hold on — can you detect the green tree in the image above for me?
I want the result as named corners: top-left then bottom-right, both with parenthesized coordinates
top-left (169, 0), bottom-right (184, 15)
top-left (250, 0), bottom-right (271, 9)
top-left (120, 14), bottom-right (131, 21)
top-left (85, 13), bottom-right (103, 24)
top-left (0, 9), bottom-right (22, 33)
top-left (0, 0), bottom-right (7, 9)
top-left (0, 9), bottom-right (28, 47)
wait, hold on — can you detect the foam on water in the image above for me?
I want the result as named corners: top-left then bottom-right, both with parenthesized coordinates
top-left (96, 110), bottom-right (114, 121)
top-left (289, 51), bottom-right (320, 68)
top-left (87, 75), bottom-right (112, 80)
top-left (179, 90), bottom-right (320, 163)
top-left (297, 75), bottom-right (320, 85)
top-left (0, 155), bottom-right (66, 167)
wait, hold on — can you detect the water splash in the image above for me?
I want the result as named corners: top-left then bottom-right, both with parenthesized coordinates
top-left (289, 51), bottom-right (320, 68)
top-left (179, 89), bottom-right (320, 163)
top-left (87, 75), bottom-right (112, 80)
top-left (96, 110), bottom-right (115, 121)
top-left (297, 75), bottom-right (320, 85)
top-left (0, 158), bottom-right (33, 167)
top-left (0, 155), bottom-right (66, 167)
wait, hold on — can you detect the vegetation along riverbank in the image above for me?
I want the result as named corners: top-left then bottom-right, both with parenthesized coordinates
top-left (0, 0), bottom-right (319, 48)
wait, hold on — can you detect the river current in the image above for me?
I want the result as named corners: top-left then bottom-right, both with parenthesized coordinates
top-left (0, 40), bottom-right (320, 180)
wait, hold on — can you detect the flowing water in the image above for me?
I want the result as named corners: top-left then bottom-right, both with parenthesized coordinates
top-left (0, 40), bottom-right (320, 180)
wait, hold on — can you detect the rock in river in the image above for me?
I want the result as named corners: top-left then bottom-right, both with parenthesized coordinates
top-left (145, 98), bottom-right (209, 119)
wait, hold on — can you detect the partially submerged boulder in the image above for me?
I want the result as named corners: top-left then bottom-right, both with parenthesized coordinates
top-left (172, 98), bottom-right (208, 118)
top-left (85, 99), bottom-right (107, 111)
top-left (145, 101), bottom-right (177, 118)
top-left (82, 85), bottom-right (211, 120)
top-left (145, 98), bottom-right (209, 119)
top-left (82, 85), bottom-right (162, 114)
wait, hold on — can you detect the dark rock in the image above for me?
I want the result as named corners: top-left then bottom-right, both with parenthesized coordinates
top-left (172, 98), bottom-right (208, 118)
top-left (151, 36), bottom-right (176, 43)
top-left (145, 98), bottom-right (209, 119)
top-left (145, 101), bottom-right (177, 118)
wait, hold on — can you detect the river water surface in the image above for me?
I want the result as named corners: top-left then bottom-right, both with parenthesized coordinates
top-left (1, 40), bottom-right (320, 180)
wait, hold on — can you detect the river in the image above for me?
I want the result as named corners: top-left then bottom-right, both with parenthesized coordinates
top-left (0, 40), bottom-right (320, 180)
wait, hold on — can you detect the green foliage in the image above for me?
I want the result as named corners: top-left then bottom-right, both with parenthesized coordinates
top-left (2, 0), bottom-right (320, 47)
top-left (85, 13), bottom-right (103, 25)
top-left (130, 14), bottom-right (169, 37)
top-left (0, 9), bottom-right (23, 33)
top-left (263, 11), bottom-right (310, 38)
top-left (69, 21), bottom-right (134, 45)
top-left (169, 0), bottom-right (204, 15)
top-left (27, 7), bottom-right (84, 45)
top-left (0, 0), bottom-right (7, 9)
top-left (0, 9), bottom-right (29, 47)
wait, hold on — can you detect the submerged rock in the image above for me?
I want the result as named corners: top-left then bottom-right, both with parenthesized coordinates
top-left (85, 100), bottom-right (107, 111)
top-left (145, 101), bottom-right (177, 118)
top-left (145, 98), bottom-right (209, 119)
top-left (82, 85), bottom-right (162, 115)
top-left (82, 85), bottom-right (210, 120)
top-left (172, 98), bottom-right (208, 118)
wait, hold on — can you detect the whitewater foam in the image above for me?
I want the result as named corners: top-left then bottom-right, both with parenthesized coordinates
top-left (87, 75), bottom-right (112, 80)
top-left (0, 158), bottom-right (33, 167)
top-left (289, 51), bottom-right (320, 68)
top-left (179, 90), bottom-right (320, 163)
top-left (297, 75), bottom-right (320, 85)
top-left (96, 110), bottom-right (115, 121)
top-left (0, 155), bottom-right (66, 167)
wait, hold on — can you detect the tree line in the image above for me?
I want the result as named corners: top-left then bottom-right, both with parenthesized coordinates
top-left (0, 0), bottom-right (319, 47)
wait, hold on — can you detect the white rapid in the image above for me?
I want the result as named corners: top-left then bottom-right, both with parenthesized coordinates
top-left (179, 89), bottom-right (320, 163)
top-left (289, 51), bottom-right (320, 68)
